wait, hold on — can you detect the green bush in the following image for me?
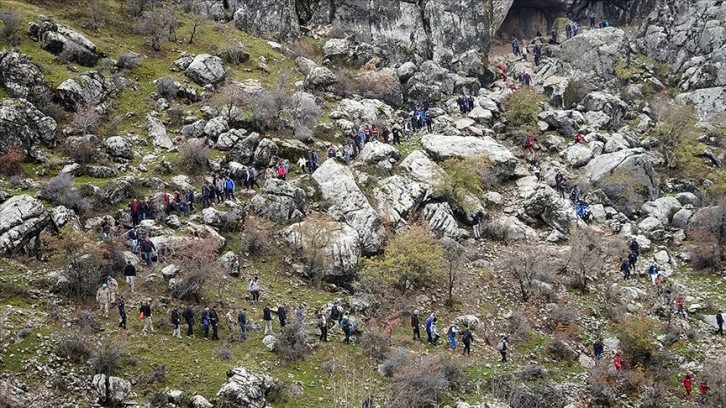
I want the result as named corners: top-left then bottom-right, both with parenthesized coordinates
top-left (504, 87), bottom-right (545, 127)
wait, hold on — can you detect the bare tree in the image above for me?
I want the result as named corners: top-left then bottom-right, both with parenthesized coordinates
top-left (187, 7), bottom-right (206, 44)
top-left (442, 237), bottom-right (466, 307)
top-left (687, 198), bottom-right (726, 271)
top-left (0, 9), bottom-right (22, 46)
top-left (503, 247), bottom-right (550, 301)
top-left (214, 84), bottom-right (245, 124)
top-left (88, 0), bottom-right (107, 30)
top-left (566, 229), bottom-right (623, 293)
top-left (287, 215), bottom-right (336, 288)
top-left (134, 9), bottom-right (168, 51)
top-left (163, 7), bottom-right (180, 42)
top-left (72, 107), bottom-right (102, 135)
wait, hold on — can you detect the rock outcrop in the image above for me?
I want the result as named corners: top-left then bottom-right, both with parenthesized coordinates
top-left (185, 54), bottom-right (226, 86)
top-left (216, 367), bottom-right (280, 408)
top-left (56, 72), bottom-right (116, 112)
top-left (28, 18), bottom-right (99, 67)
top-left (0, 50), bottom-right (48, 100)
top-left (0, 98), bottom-right (57, 153)
top-left (420, 134), bottom-right (517, 180)
top-left (583, 148), bottom-right (658, 204)
top-left (250, 178), bottom-right (306, 223)
top-left (0, 195), bottom-right (51, 255)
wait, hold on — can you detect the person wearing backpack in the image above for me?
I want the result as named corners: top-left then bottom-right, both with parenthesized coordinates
top-left (171, 306), bottom-right (182, 338)
top-left (430, 318), bottom-right (440, 345)
top-left (649, 264), bottom-right (659, 285)
top-left (716, 310), bottom-right (723, 335)
top-left (201, 308), bottom-right (210, 339)
top-left (497, 335), bottom-right (509, 362)
top-left (411, 310), bottom-right (421, 341)
top-left (461, 327), bottom-right (473, 356)
top-left (620, 258), bottom-right (631, 280)
top-left (424, 313), bottom-right (435, 344)
top-left (447, 322), bottom-right (459, 350)
top-left (238, 307), bottom-right (247, 341)
top-left (593, 339), bottom-right (604, 361)
top-left (183, 304), bottom-right (194, 337)
top-left (209, 306), bottom-right (220, 340)
top-left (628, 252), bottom-right (638, 275)
top-left (341, 315), bottom-right (352, 344)
top-left (317, 312), bottom-right (328, 342)
top-left (524, 135), bottom-right (535, 161)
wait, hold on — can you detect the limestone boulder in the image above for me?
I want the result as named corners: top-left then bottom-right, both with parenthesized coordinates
top-left (284, 219), bottom-right (361, 276)
top-left (0, 50), bottom-right (48, 100)
top-left (0, 195), bottom-right (50, 255)
top-left (559, 27), bottom-right (627, 81)
top-left (250, 178), bottom-right (306, 223)
top-left (523, 186), bottom-right (584, 234)
top-left (104, 136), bottom-right (133, 159)
top-left (185, 54), bottom-right (226, 86)
top-left (216, 367), bottom-right (281, 408)
top-left (0, 98), bottom-right (57, 153)
top-left (641, 197), bottom-right (682, 225)
top-left (28, 19), bottom-right (99, 66)
top-left (420, 134), bottom-right (517, 180)
top-left (147, 116), bottom-right (173, 150)
top-left (560, 143), bottom-right (594, 168)
top-left (372, 175), bottom-right (427, 231)
top-left (583, 149), bottom-right (659, 207)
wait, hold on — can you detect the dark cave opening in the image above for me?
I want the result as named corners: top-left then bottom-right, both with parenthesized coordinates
top-left (496, 0), bottom-right (568, 41)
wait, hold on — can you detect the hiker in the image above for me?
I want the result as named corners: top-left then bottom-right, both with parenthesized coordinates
top-left (589, 12), bottom-right (596, 29)
top-left (392, 126), bottom-right (401, 145)
top-left (699, 378), bottom-right (709, 398)
top-left (511, 37), bottom-right (519, 56)
top-left (524, 135), bottom-right (535, 161)
top-left (593, 339), bottom-right (604, 360)
top-left (224, 177), bottom-right (235, 200)
top-left (461, 327), bottom-right (473, 356)
top-left (613, 350), bottom-right (623, 372)
top-left (472, 211), bottom-right (482, 239)
top-left (341, 314), bottom-right (352, 344)
top-left (226, 308), bottom-right (236, 341)
top-left (430, 317), bottom-right (440, 345)
top-left (630, 238), bottom-right (640, 256)
top-left (574, 133), bottom-right (585, 143)
top-left (410, 310), bottom-right (421, 341)
top-left (129, 199), bottom-right (140, 226)
top-left (425, 313), bottom-right (435, 344)
top-left (209, 307), bottom-right (219, 340)
top-left (545, 46), bottom-right (552, 58)
top-left (620, 258), bottom-right (631, 280)
top-left (576, 203), bottom-right (592, 222)
top-left (238, 308), bottom-right (247, 341)
top-left (171, 306), bottom-right (181, 338)
top-left (649, 264), bottom-right (659, 285)
top-left (307, 149), bottom-right (319, 173)
top-left (201, 308), bottom-right (210, 339)
top-left (683, 370), bottom-right (694, 399)
top-left (717, 311), bottom-right (723, 335)
top-left (106, 275), bottom-right (118, 304)
top-left (550, 28), bottom-right (557, 44)
top-left (140, 300), bottom-right (154, 334)
top-left (521, 42), bottom-right (528, 61)
top-left (628, 252), bottom-right (638, 274)
top-left (565, 22), bottom-right (572, 39)
top-left (675, 294), bottom-right (686, 317)
top-left (573, 22), bottom-right (579, 35)
top-left (140, 236), bottom-right (156, 267)
top-left (318, 312), bottom-right (328, 342)
top-left (447, 322), bottom-right (459, 350)
top-left (498, 335), bottom-right (508, 362)
top-left (534, 162), bottom-right (542, 183)
top-left (101, 217), bottom-right (112, 240)
top-left (263, 305), bottom-right (273, 334)
top-left (183, 304), bottom-right (194, 337)
top-left (569, 185), bottom-right (580, 205)
top-left (244, 167), bottom-right (259, 191)
top-left (425, 111), bottom-right (433, 132)
top-left (278, 304), bottom-right (287, 328)
top-left (249, 275), bottom-right (260, 306)
top-left (118, 296), bottom-right (127, 329)
top-left (96, 284), bottom-right (112, 317)
top-left (555, 172), bottom-right (566, 198)
top-left (127, 227), bottom-right (139, 253)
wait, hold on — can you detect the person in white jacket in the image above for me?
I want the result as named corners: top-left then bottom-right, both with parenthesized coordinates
top-left (96, 284), bottom-right (112, 317)
top-left (249, 275), bottom-right (260, 306)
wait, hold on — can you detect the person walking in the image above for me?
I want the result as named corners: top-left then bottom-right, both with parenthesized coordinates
top-left (140, 300), bottom-right (154, 335)
top-left (430, 318), bottom-right (440, 345)
top-left (277, 304), bottom-right (287, 328)
top-left (682, 370), bottom-right (694, 399)
top-left (124, 261), bottom-right (137, 292)
top-left (411, 310), bottom-right (421, 341)
top-left (593, 339), bottom-right (604, 360)
top-left (226, 308), bottom-right (236, 341)
top-left (96, 284), bottom-right (112, 318)
top-left (202, 308), bottom-right (210, 339)
top-left (425, 313), bottom-right (435, 344)
top-left (209, 307), bottom-right (219, 340)
top-left (318, 312), bottom-right (328, 342)
top-left (263, 305), bottom-right (273, 335)
top-left (249, 276), bottom-right (260, 306)
top-left (620, 258), bottom-right (631, 280)
top-left (140, 237), bottom-right (156, 268)
top-left (461, 327), bottom-right (473, 356)
top-left (117, 295), bottom-right (127, 330)
top-left (675, 295), bottom-right (686, 317)
top-left (171, 306), bottom-right (182, 338)
top-left (447, 322), bottom-right (459, 350)
top-left (106, 275), bottom-right (118, 305)
top-left (498, 335), bottom-right (508, 362)
top-left (341, 314), bottom-right (352, 344)
top-left (613, 350), bottom-right (623, 372)
top-left (716, 310), bottom-right (723, 335)
top-left (238, 308), bottom-right (247, 341)
top-left (183, 304), bottom-right (194, 337)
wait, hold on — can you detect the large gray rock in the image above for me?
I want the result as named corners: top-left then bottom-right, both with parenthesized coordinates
top-left (204, 117), bottom-right (230, 140)
top-left (284, 219), bottom-right (361, 275)
top-left (297, 58), bottom-right (337, 89)
top-left (583, 148), bottom-right (659, 202)
top-left (56, 72), bottom-right (115, 112)
top-left (420, 202), bottom-right (468, 239)
top-left (234, 1), bottom-right (300, 39)
top-left (216, 367), bottom-right (280, 408)
top-left (560, 143), bottom-right (594, 168)
top-left (482, 215), bottom-right (537, 242)
top-left (323, 38), bottom-right (351, 59)
top-left (28, 20), bottom-right (99, 66)
top-left (0, 50), bottom-right (47, 100)
top-left (104, 136), bottom-right (133, 159)
top-left (107, 376), bottom-right (132, 404)
top-left (581, 92), bottom-right (628, 130)
top-left (312, 160), bottom-right (384, 254)
top-left (399, 150), bottom-right (447, 195)
top-left (641, 197), bottom-right (682, 225)
top-left (523, 186), bottom-right (584, 234)
top-left (0, 195), bottom-right (51, 255)
top-left (330, 98), bottom-right (395, 125)
top-left (356, 141), bottom-right (401, 171)
top-left (559, 27), bottom-right (627, 81)
top-left (372, 175), bottom-right (427, 231)
top-left (676, 87), bottom-right (726, 118)
top-left (253, 138), bottom-right (279, 168)
top-left (250, 178), bottom-right (306, 223)
top-left (190, 395), bottom-right (214, 408)
top-left (185, 54), bottom-right (226, 86)
top-left (0, 98), bottom-right (57, 152)
top-left (420, 134), bottom-right (517, 180)
top-left (218, 251), bottom-right (240, 277)
top-left (147, 116), bottom-right (173, 150)
top-left (357, 68), bottom-right (403, 107)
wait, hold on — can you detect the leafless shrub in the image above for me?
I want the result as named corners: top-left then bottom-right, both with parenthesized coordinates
top-left (567, 229), bottom-right (623, 293)
top-left (379, 348), bottom-right (410, 378)
top-left (117, 52), bottom-right (142, 70)
top-left (332, 69), bottom-right (360, 97)
top-left (361, 326), bottom-right (390, 362)
top-left (41, 173), bottom-right (92, 215)
top-left (168, 106), bottom-right (183, 127)
top-left (686, 199), bottom-right (726, 271)
top-left (214, 347), bottom-right (232, 361)
top-left (0, 9), bottom-right (22, 46)
top-left (91, 342), bottom-right (126, 376)
top-left (388, 355), bottom-right (463, 408)
top-left (503, 247), bottom-right (552, 301)
top-left (156, 77), bottom-right (180, 98)
top-left (507, 311), bottom-right (531, 342)
top-left (274, 321), bottom-right (309, 364)
top-left (88, 0), bottom-right (107, 30)
top-left (240, 216), bottom-right (271, 256)
top-left (72, 107), bottom-right (103, 135)
top-left (547, 336), bottom-right (576, 362)
top-left (546, 306), bottom-right (578, 332)
top-left (62, 137), bottom-right (99, 165)
top-left (179, 141), bottom-right (210, 174)
top-left (134, 9), bottom-right (168, 51)
top-left (218, 208), bottom-right (245, 233)
top-left (0, 144), bottom-right (26, 176)
top-left (56, 332), bottom-right (93, 363)
top-left (138, 364), bottom-right (166, 387)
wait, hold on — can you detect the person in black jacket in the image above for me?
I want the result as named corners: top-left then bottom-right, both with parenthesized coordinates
top-left (209, 307), bottom-right (219, 340)
top-left (183, 305), bottom-right (194, 337)
top-left (140, 300), bottom-right (154, 335)
top-left (461, 328), bottom-right (473, 356)
top-left (238, 308), bottom-right (247, 341)
top-left (171, 306), bottom-right (181, 338)
top-left (124, 261), bottom-right (137, 292)
top-left (118, 296), bottom-right (127, 329)
top-left (593, 339), bottom-right (604, 360)
top-left (630, 238), bottom-right (640, 256)
top-left (140, 237), bottom-right (156, 267)
top-left (202, 308), bottom-right (210, 339)
top-left (716, 311), bottom-right (724, 336)
top-left (278, 304), bottom-right (287, 327)
top-left (411, 310), bottom-right (421, 341)
top-left (263, 305), bottom-right (273, 334)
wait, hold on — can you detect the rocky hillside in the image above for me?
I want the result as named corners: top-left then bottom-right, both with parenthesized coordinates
top-left (0, 0), bottom-right (725, 407)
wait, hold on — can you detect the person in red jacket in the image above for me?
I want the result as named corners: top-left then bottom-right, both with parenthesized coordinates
top-left (682, 370), bottom-right (694, 399)
top-left (613, 350), bottom-right (623, 372)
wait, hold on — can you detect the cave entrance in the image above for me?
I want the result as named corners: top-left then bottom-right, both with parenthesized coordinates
top-left (496, 0), bottom-right (568, 42)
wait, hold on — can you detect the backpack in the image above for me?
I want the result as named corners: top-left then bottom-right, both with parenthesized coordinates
top-left (462, 331), bottom-right (471, 342)
top-left (497, 340), bottom-right (505, 351)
